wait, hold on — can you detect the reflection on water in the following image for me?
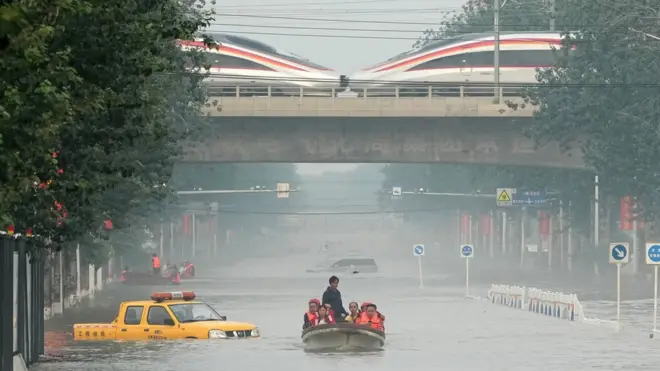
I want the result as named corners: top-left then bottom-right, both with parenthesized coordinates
top-left (32, 273), bottom-right (660, 371)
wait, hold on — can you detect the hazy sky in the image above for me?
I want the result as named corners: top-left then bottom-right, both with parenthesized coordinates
top-left (205, 0), bottom-right (465, 174)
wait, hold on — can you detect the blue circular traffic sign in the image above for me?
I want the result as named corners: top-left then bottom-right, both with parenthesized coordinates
top-left (611, 244), bottom-right (627, 261)
top-left (648, 244), bottom-right (660, 263)
top-left (413, 244), bottom-right (424, 256)
top-left (461, 245), bottom-right (473, 257)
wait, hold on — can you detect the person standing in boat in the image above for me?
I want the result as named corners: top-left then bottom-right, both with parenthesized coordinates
top-left (322, 276), bottom-right (347, 321)
top-left (303, 299), bottom-right (320, 329)
top-left (344, 302), bottom-right (361, 323)
top-left (313, 305), bottom-right (336, 325)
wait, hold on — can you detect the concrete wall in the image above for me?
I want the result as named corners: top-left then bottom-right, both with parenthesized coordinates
top-left (202, 96), bottom-right (535, 118)
top-left (182, 117), bottom-right (583, 168)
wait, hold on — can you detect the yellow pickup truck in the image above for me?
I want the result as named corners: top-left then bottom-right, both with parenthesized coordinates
top-left (73, 291), bottom-right (259, 340)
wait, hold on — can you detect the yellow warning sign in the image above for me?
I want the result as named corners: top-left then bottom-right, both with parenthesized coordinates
top-left (497, 189), bottom-right (511, 202)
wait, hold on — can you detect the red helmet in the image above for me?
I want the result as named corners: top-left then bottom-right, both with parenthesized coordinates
top-left (309, 298), bottom-right (320, 305)
top-left (361, 302), bottom-right (372, 308)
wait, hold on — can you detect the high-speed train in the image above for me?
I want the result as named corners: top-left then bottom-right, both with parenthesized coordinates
top-left (177, 33), bottom-right (340, 95)
top-left (350, 32), bottom-right (565, 91)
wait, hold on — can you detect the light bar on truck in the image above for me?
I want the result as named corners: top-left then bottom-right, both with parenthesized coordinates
top-left (150, 291), bottom-right (196, 302)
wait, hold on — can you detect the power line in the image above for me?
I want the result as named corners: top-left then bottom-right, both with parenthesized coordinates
top-left (207, 30), bottom-right (422, 40)
top-left (202, 29), bottom-right (660, 41)
top-left (211, 13), bottom-right (656, 28)
top-left (190, 207), bottom-right (457, 215)
top-left (210, 23), bottom-right (433, 33)
top-left (212, 13), bottom-right (464, 25)
top-left (216, 0), bottom-right (453, 8)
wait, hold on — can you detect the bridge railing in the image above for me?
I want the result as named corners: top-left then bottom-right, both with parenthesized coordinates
top-left (204, 84), bottom-right (527, 99)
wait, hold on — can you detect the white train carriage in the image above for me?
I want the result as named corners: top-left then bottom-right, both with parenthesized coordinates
top-left (350, 32), bottom-right (566, 96)
top-left (178, 33), bottom-right (340, 96)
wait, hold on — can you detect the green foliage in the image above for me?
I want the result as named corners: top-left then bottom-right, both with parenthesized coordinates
top-left (387, 0), bottom-right (613, 233)
top-left (512, 0), bottom-right (660, 216)
top-left (0, 0), bottom-right (215, 253)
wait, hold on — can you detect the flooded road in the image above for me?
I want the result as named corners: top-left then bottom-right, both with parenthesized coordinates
top-left (33, 256), bottom-right (660, 371)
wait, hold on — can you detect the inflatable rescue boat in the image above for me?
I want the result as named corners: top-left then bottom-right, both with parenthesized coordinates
top-left (301, 323), bottom-right (385, 351)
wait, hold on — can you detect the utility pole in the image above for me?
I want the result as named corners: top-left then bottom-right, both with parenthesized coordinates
top-left (493, 0), bottom-right (501, 103)
top-left (549, 0), bottom-right (555, 31)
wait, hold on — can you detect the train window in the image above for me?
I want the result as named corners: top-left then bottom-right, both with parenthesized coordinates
top-left (204, 53), bottom-right (275, 70)
top-left (407, 50), bottom-right (559, 71)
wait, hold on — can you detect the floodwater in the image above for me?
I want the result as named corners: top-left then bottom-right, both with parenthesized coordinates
top-left (33, 254), bottom-right (660, 371)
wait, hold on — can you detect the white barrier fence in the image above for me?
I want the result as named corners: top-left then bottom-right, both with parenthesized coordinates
top-left (487, 284), bottom-right (619, 327)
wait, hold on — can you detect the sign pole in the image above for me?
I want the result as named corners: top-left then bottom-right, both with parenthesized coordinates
top-left (559, 200), bottom-right (564, 269)
top-left (609, 242), bottom-right (629, 331)
top-left (520, 207), bottom-right (526, 268)
top-left (633, 219), bottom-right (638, 274)
top-left (413, 244), bottom-right (425, 289)
top-left (465, 256), bottom-right (470, 297)
top-left (646, 243), bottom-right (660, 337)
top-left (616, 263), bottom-right (621, 329)
top-left (489, 209), bottom-right (494, 258)
top-left (654, 265), bottom-right (658, 333)
top-left (501, 210), bottom-right (507, 254)
top-left (418, 255), bottom-right (423, 289)
top-left (460, 244), bottom-right (474, 297)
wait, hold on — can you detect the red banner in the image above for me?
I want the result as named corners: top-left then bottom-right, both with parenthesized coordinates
top-left (461, 213), bottom-right (470, 235)
top-left (481, 213), bottom-right (491, 235)
top-left (182, 214), bottom-right (191, 234)
top-left (539, 211), bottom-right (550, 237)
top-left (620, 197), bottom-right (633, 230)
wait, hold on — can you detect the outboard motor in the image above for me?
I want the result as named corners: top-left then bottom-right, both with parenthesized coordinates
top-left (339, 75), bottom-right (349, 88)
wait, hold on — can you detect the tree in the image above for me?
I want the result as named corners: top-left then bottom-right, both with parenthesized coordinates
top-left (0, 0), bottom-right (87, 232)
top-left (511, 0), bottom-right (660, 217)
top-left (1, 0), bottom-right (215, 250)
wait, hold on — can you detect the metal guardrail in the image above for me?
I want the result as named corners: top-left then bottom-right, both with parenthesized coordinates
top-left (204, 84), bottom-right (526, 99)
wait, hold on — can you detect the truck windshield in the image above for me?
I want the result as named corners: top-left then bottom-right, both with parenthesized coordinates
top-left (169, 303), bottom-right (226, 323)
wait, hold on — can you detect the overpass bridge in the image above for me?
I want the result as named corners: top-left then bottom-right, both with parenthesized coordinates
top-left (183, 85), bottom-right (583, 168)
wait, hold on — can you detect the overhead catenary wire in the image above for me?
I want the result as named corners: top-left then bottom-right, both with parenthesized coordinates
top-left (186, 206), bottom-right (463, 215)
top-left (210, 13), bottom-right (659, 28)
top-left (202, 28), bottom-right (660, 41)
top-left (217, 0), bottom-right (459, 8)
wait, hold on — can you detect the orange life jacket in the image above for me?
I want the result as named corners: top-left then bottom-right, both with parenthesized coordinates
top-left (152, 256), bottom-right (161, 268)
top-left (356, 312), bottom-right (384, 330)
top-left (305, 311), bottom-right (317, 324)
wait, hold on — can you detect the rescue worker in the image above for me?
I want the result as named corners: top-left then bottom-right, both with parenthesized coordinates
top-left (361, 301), bottom-right (386, 323)
top-left (151, 253), bottom-right (161, 275)
top-left (303, 298), bottom-right (320, 329)
top-left (184, 260), bottom-right (195, 277)
top-left (322, 275), bottom-right (347, 321)
top-left (344, 302), bottom-right (360, 323)
top-left (313, 305), bottom-right (336, 325)
top-left (171, 270), bottom-right (181, 285)
top-left (356, 303), bottom-right (384, 331)
top-left (120, 266), bottom-right (129, 284)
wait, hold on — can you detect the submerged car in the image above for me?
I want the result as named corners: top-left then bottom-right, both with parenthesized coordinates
top-left (73, 291), bottom-right (259, 340)
top-left (306, 258), bottom-right (378, 274)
